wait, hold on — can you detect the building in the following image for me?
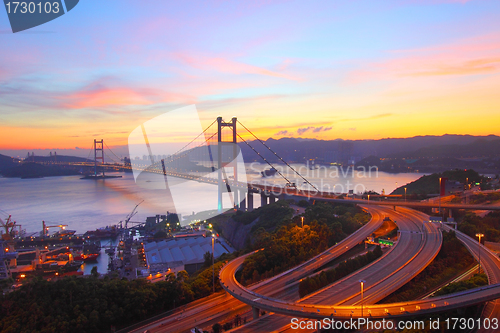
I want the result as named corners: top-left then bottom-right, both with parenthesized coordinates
top-left (143, 236), bottom-right (233, 275)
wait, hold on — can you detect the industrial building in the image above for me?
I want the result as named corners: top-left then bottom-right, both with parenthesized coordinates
top-left (143, 236), bottom-right (233, 275)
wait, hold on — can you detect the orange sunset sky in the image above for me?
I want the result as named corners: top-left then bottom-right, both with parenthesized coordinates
top-left (1, 0), bottom-right (500, 153)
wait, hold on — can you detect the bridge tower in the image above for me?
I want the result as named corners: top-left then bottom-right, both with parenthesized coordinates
top-left (217, 117), bottom-right (238, 212)
top-left (94, 139), bottom-right (105, 177)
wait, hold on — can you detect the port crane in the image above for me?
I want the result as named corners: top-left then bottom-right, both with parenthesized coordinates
top-left (119, 200), bottom-right (144, 230)
top-left (0, 214), bottom-right (19, 279)
top-left (0, 215), bottom-right (20, 240)
top-left (42, 221), bottom-right (68, 237)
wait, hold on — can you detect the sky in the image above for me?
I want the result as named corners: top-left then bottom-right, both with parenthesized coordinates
top-left (1, 0), bottom-right (500, 155)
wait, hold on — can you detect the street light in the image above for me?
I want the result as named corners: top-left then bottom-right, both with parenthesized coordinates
top-left (212, 234), bottom-right (215, 293)
top-left (301, 216), bottom-right (304, 228)
top-left (439, 178), bottom-right (442, 217)
top-left (404, 187), bottom-right (407, 202)
top-left (359, 280), bottom-right (366, 317)
top-left (476, 233), bottom-right (484, 274)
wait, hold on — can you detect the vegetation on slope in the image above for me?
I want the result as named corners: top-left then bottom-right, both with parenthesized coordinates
top-left (435, 273), bottom-right (488, 297)
top-left (298, 246), bottom-right (383, 298)
top-left (0, 260), bottom-right (232, 333)
top-left (392, 169), bottom-right (488, 196)
top-left (238, 201), bottom-right (370, 284)
top-left (459, 211), bottom-right (500, 243)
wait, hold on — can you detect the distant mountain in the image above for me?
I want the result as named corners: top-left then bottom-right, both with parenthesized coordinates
top-left (238, 134), bottom-right (500, 165)
top-left (25, 155), bottom-right (93, 163)
top-left (0, 154), bottom-right (19, 172)
top-left (0, 162), bottom-right (80, 178)
top-left (388, 138), bottom-right (500, 159)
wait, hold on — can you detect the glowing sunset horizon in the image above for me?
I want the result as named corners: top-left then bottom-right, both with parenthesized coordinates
top-left (1, 1), bottom-right (500, 151)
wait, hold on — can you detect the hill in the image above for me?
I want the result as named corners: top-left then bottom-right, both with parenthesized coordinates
top-left (0, 162), bottom-right (81, 178)
top-left (0, 154), bottom-right (19, 172)
top-left (391, 169), bottom-right (487, 196)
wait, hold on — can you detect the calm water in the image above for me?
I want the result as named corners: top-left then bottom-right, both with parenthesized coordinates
top-left (0, 163), bottom-right (426, 235)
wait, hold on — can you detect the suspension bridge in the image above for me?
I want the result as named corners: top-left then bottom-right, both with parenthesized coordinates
top-left (28, 117), bottom-right (500, 213)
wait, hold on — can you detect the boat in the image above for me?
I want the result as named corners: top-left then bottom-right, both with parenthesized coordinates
top-left (84, 226), bottom-right (119, 239)
top-left (34, 260), bottom-right (83, 274)
top-left (261, 167), bottom-right (278, 177)
top-left (73, 253), bottom-right (99, 262)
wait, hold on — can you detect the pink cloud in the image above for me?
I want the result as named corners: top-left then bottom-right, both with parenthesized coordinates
top-left (60, 85), bottom-right (196, 109)
top-left (172, 53), bottom-right (300, 81)
top-left (346, 33), bottom-right (500, 84)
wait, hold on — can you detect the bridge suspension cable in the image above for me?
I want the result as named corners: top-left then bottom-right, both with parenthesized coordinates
top-left (237, 120), bottom-right (319, 191)
top-left (171, 119), bottom-right (218, 157)
top-left (85, 143), bottom-right (94, 162)
top-left (162, 131), bottom-right (218, 168)
top-left (104, 142), bottom-right (123, 163)
top-left (237, 133), bottom-right (292, 185)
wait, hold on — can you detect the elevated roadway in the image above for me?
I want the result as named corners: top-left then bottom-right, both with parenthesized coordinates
top-left (127, 205), bottom-right (389, 332)
top-left (441, 224), bottom-right (500, 333)
top-left (224, 207), bottom-right (443, 331)
top-left (221, 219), bottom-right (500, 333)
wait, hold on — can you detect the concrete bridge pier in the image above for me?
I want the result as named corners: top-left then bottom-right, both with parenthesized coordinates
top-left (239, 190), bottom-right (246, 211)
top-left (269, 194), bottom-right (276, 204)
top-left (261, 193), bottom-right (268, 207)
top-left (234, 190), bottom-right (239, 209)
top-left (247, 192), bottom-right (254, 211)
top-left (252, 306), bottom-right (260, 320)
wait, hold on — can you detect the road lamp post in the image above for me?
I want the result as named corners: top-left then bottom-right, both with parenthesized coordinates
top-left (476, 233), bottom-right (484, 274)
top-left (212, 234), bottom-right (215, 293)
top-left (404, 187), bottom-right (407, 202)
top-left (359, 280), bottom-right (365, 317)
top-left (439, 177), bottom-right (442, 218)
top-left (301, 216), bottom-right (304, 228)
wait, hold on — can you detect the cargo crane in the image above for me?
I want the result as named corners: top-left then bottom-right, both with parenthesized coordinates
top-left (42, 221), bottom-right (69, 237)
top-left (0, 215), bottom-right (19, 279)
top-left (120, 200), bottom-right (144, 230)
top-left (0, 215), bottom-right (18, 240)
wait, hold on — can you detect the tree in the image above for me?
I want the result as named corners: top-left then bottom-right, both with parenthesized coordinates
top-left (212, 323), bottom-right (222, 333)
top-left (203, 251), bottom-right (213, 268)
top-left (177, 270), bottom-right (189, 282)
top-left (297, 199), bottom-right (309, 207)
top-left (90, 266), bottom-right (99, 278)
top-left (234, 314), bottom-right (241, 327)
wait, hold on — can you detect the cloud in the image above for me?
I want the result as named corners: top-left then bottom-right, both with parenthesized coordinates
top-left (59, 80), bottom-right (196, 109)
top-left (297, 126), bottom-right (333, 135)
top-left (297, 127), bottom-right (313, 135)
top-left (346, 33), bottom-right (500, 84)
top-left (173, 53), bottom-right (299, 81)
top-left (275, 130), bottom-right (289, 136)
top-left (348, 127), bottom-right (357, 131)
top-left (405, 58), bottom-right (500, 77)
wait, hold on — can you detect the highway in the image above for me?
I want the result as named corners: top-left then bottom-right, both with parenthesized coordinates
top-left (225, 206), bottom-right (443, 332)
top-left (127, 205), bottom-right (389, 332)
top-left (220, 219), bottom-right (500, 333)
top-left (441, 224), bottom-right (500, 333)
top-left (219, 242), bottom-right (500, 320)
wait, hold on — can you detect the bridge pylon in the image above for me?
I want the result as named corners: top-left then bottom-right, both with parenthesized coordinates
top-left (217, 117), bottom-right (238, 212)
top-left (94, 139), bottom-right (105, 177)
